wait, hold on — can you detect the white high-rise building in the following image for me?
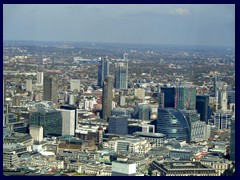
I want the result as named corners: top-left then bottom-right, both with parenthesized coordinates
top-left (69, 94), bottom-right (75, 105)
top-left (58, 109), bottom-right (75, 136)
top-left (37, 72), bottom-right (44, 86)
top-left (26, 79), bottom-right (32, 92)
top-left (220, 84), bottom-right (228, 112)
top-left (70, 79), bottom-right (81, 92)
top-left (29, 125), bottom-right (43, 142)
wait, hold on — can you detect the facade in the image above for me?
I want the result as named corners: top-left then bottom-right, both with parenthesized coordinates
top-left (133, 103), bottom-right (151, 120)
top-left (70, 79), bottom-right (81, 92)
top-left (157, 108), bottom-right (190, 142)
top-left (196, 95), bottom-right (209, 123)
top-left (182, 110), bottom-right (208, 142)
top-left (43, 76), bottom-right (58, 103)
top-left (230, 118), bottom-right (235, 161)
top-left (115, 63), bottom-right (127, 89)
top-left (175, 85), bottom-right (197, 110)
top-left (98, 57), bottom-right (109, 87)
top-left (201, 155), bottom-right (234, 176)
top-left (26, 79), bottom-right (32, 92)
top-left (111, 107), bottom-right (133, 118)
top-left (134, 132), bottom-right (166, 147)
top-left (151, 161), bottom-right (217, 176)
top-left (3, 150), bottom-right (20, 168)
top-left (227, 90), bottom-right (235, 104)
top-left (29, 125), bottom-right (43, 142)
top-left (37, 72), bottom-right (44, 85)
top-left (213, 112), bottom-right (231, 130)
top-left (102, 76), bottom-right (113, 121)
top-left (114, 138), bottom-right (151, 154)
top-left (57, 108), bottom-right (76, 136)
top-left (29, 101), bottom-right (62, 136)
top-left (109, 116), bottom-right (128, 135)
top-left (134, 88), bottom-right (145, 100)
top-left (169, 149), bottom-right (194, 160)
top-left (161, 87), bottom-right (175, 108)
top-left (112, 160), bottom-right (137, 176)
top-left (119, 95), bottom-right (126, 106)
top-left (219, 84), bottom-right (228, 111)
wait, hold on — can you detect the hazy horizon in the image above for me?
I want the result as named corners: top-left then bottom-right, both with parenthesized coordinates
top-left (4, 4), bottom-right (235, 47)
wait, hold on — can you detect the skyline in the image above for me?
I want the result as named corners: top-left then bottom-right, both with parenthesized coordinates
top-left (4, 4), bottom-right (235, 47)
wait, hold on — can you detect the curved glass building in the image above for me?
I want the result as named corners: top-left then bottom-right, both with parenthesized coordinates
top-left (157, 108), bottom-right (190, 142)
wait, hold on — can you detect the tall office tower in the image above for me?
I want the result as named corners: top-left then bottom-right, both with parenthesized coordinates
top-left (196, 95), bottom-right (209, 123)
top-left (213, 74), bottom-right (218, 97)
top-left (37, 72), bottom-right (44, 85)
top-left (29, 101), bottom-right (62, 136)
top-left (124, 53), bottom-right (129, 87)
top-left (133, 103), bottom-right (151, 120)
top-left (26, 79), bottom-right (32, 92)
top-left (97, 57), bottom-right (109, 87)
top-left (157, 108), bottom-right (191, 142)
top-left (43, 76), bottom-right (58, 103)
top-left (57, 108), bottom-right (76, 136)
top-left (109, 116), bottom-right (128, 135)
top-left (175, 85), bottom-right (197, 110)
top-left (213, 112), bottom-right (231, 130)
top-left (115, 63), bottom-right (127, 89)
top-left (60, 105), bottom-right (78, 135)
top-left (161, 87), bottom-right (176, 108)
top-left (230, 116), bottom-right (235, 161)
top-left (102, 76), bottom-right (113, 121)
top-left (220, 84), bottom-right (228, 111)
top-left (70, 79), bottom-right (80, 92)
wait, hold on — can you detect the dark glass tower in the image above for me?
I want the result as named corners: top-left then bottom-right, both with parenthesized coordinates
top-left (115, 63), bottom-right (127, 89)
top-left (157, 108), bottom-right (191, 142)
top-left (43, 76), bottom-right (58, 103)
top-left (161, 87), bottom-right (176, 108)
top-left (109, 116), bottom-right (128, 135)
top-left (29, 102), bottom-right (62, 136)
top-left (98, 57), bottom-right (109, 87)
top-left (196, 95), bottom-right (209, 123)
top-left (102, 76), bottom-right (113, 121)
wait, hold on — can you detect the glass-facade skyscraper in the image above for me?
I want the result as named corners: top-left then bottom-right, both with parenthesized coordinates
top-left (175, 85), bottom-right (196, 110)
top-left (29, 101), bottom-right (62, 136)
top-left (161, 87), bottom-right (176, 108)
top-left (157, 108), bottom-right (191, 142)
top-left (98, 57), bottom-right (109, 87)
top-left (109, 116), bottom-right (128, 135)
top-left (196, 95), bottom-right (209, 123)
top-left (160, 85), bottom-right (196, 110)
top-left (115, 63), bottom-right (127, 89)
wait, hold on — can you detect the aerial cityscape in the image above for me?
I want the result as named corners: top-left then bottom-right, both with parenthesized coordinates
top-left (3, 4), bottom-right (235, 176)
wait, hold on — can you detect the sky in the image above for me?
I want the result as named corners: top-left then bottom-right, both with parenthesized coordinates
top-left (3, 4), bottom-right (235, 47)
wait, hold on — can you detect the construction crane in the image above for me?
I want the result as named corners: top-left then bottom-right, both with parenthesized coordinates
top-left (186, 83), bottom-right (193, 109)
